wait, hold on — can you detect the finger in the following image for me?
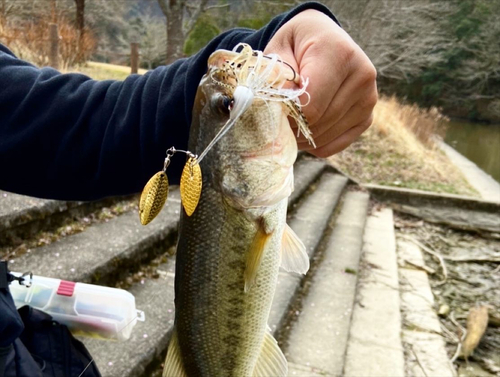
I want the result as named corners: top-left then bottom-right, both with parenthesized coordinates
top-left (303, 101), bottom-right (375, 150)
top-left (288, 11), bottom-right (355, 124)
top-left (306, 116), bottom-right (373, 158)
top-left (297, 56), bottom-right (377, 144)
top-left (298, 36), bottom-right (352, 126)
top-left (319, 66), bottom-right (375, 138)
top-left (263, 39), bottom-right (304, 93)
top-left (295, 90), bottom-right (375, 150)
top-left (263, 23), bottom-right (299, 73)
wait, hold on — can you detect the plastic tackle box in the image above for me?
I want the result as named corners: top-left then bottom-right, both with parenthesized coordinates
top-left (9, 272), bottom-right (145, 341)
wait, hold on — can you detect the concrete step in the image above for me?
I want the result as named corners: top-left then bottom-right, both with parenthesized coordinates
top-left (0, 191), bottom-right (69, 235)
top-left (81, 172), bottom-right (349, 377)
top-left (0, 190), bottom-right (130, 248)
top-left (343, 208), bottom-right (405, 376)
top-left (283, 190), bottom-right (370, 376)
top-left (397, 238), bottom-right (456, 377)
top-left (9, 190), bottom-right (181, 286)
top-left (288, 156), bottom-right (326, 206)
top-left (269, 172), bottom-right (348, 332)
top-left (364, 184), bottom-right (500, 233)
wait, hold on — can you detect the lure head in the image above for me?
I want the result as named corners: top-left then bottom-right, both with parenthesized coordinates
top-left (189, 44), bottom-right (313, 211)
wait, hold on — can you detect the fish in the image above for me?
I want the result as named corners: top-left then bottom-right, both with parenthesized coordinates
top-left (162, 44), bottom-right (314, 377)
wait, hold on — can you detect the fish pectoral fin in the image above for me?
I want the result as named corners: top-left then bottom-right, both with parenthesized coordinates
top-left (253, 331), bottom-right (288, 377)
top-left (162, 328), bottom-right (187, 377)
top-left (244, 226), bottom-right (272, 293)
top-left (280, 224), bottom-right (310, 274)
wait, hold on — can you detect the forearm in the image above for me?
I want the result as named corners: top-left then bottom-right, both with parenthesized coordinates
top-left (0, 2), bottom-right (337, 201)
top-left (0, 47), bottom-right (189, 200)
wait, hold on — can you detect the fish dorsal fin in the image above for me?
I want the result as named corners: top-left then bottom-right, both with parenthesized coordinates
top-left (162, 329), bottom-right (187, 377)
top-left (244, 226), bottom-right (272, 293)
top-left (281, 224), bottom-right (310, 274)
top-left (253, 331), bottom-right (288, 377)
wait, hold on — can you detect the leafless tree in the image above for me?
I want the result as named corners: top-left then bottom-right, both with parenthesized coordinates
top-left (326, 0), bottom-right (499, 120)
top-left (137, 12), bottom-right (167, 69)
top-left (74, 0), bottom-right (85, 62)
top-left (156, 0), bottom-right (229, 64)
top-left (156, 0), bottom-right (204, 64)
top-left (0, 0), bottom-right (17, 19)
top-left (326, 0), bottom-right (453, 82)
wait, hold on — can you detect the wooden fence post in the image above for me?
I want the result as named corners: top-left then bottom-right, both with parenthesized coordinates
top-left (49, 23), bottom-right (59, 69)
top-left (130, 42), bottom-right (139, 74)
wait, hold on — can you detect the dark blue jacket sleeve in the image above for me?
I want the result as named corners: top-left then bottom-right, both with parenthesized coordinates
top-left (0, 2), bottom-right (337, 201)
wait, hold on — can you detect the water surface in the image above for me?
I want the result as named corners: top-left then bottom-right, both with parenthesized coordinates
top-left (444, 120), bottom-right (500, 183)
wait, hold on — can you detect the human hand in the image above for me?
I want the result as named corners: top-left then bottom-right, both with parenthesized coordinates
top-left (264, 9), bottom-right (378, 158)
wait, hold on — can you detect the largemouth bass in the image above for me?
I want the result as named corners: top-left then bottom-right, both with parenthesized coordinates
top-left (163, 44), bottom-right (313, 377)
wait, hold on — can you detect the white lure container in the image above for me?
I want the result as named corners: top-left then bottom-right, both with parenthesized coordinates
top-left (9, 272), bottom-right (145, 341)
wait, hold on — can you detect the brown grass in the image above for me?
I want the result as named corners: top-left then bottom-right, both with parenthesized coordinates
top-left (375, 96), bottom-right (448, 146)
top-left (64, 61), bottom-right (147, 81)
top-left (329, 96), bottom-right (478, 196)
top-left (0, 14), bottom-right (95, 70)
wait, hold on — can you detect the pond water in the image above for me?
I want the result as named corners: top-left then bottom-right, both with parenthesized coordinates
top-left (444, 120), bottom-right (500, 183)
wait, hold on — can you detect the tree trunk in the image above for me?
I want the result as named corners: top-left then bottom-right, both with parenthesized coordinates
top-left (49, 23), bottom-right (59, 69)
top-left (74, 0), bottom-right (85, 63)
top-left (165, 0), bottom-right (185, 65)
top-left (50, 0), bottom-right (57, 23)
top-left (130, 42), bottom-right (139, 74)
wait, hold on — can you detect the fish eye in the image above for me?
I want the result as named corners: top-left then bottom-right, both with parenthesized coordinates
top-left (212, 94), bottom-right (233, 116)
top-left (223, 96), bottom-right (234, 111)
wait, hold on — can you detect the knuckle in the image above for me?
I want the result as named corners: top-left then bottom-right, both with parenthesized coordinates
top-left (365, 62), bottom-right (378, 82)
top-left (359, 63), bottom-right (377, 88)
top-left (359, 71), bottom-right (378, 110)
top-left (339, 42), bottom-right (356, 65)
top-left (303, 103), bottom-right (322, 127)
top-left (365, 91), bottom-right (378, 110)
top-left (361, 114), bottom-right (374, 130)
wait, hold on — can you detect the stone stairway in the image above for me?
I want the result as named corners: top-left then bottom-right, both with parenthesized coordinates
top-left (2, 154), bottom-right (457, 377)
top-left (0, 191), bottom-right (129, 248)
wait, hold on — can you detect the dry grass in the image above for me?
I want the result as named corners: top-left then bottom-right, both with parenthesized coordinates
top-left (375, 96), bottom-right (448, 146)
top-left (329, 96), bottom-right (478, 196)
top-left (0, 14), bottom-right (96, 70)
top-left (66, 61), bottom-right (147, 81)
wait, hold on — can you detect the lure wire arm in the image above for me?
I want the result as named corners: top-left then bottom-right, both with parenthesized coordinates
top-left (163, 147), bottom-right (199, 171)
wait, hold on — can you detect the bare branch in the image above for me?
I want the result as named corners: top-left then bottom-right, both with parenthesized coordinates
top-left (401, 235), bottom-right (448, 284)
top-left (183, 0), bottom-right (208, 36)
top-left (204, 4), bottom-right (230, 11)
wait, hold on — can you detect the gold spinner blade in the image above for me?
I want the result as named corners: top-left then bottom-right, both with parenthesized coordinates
top-left (180, 157), bottom-right (202, 216)
top-left (139, 171), bottom-right (169, 225)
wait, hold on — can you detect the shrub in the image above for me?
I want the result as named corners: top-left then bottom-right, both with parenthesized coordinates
top-left (0, 14), bottom-right (96, 69)
top-left (184, 17), bottom-right (219, 57)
